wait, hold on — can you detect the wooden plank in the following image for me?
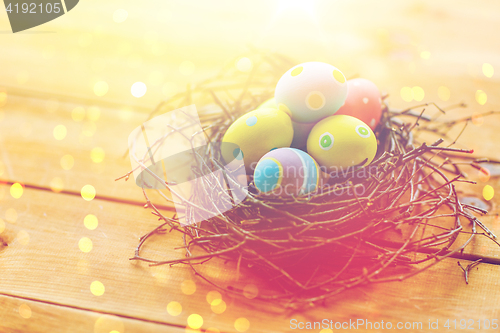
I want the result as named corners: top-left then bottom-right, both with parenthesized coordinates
top-left (1, 184), bottom-right (499, 333)
top-left (0, 294), bottom-right (185, 333)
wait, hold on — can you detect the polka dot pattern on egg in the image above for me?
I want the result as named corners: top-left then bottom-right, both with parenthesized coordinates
top-left (356, 125), bottom-right (371, 138)
top-left (246, 116), bottom-right (258, 127)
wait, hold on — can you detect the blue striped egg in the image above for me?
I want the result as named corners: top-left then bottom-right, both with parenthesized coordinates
top-left (254, 148), bottom-right (322, 196)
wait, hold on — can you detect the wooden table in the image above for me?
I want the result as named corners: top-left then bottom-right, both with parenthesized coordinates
top-left (1, 0), bottom-right (500, 332)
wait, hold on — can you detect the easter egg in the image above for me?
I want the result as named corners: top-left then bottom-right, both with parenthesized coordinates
top-left (254, 148), bottom-right (322, 196)
top-left (336, 78), bottom-right (382, 129)
top-left (222, 108), bottom-right (293, 171)
top-left (257, 97), bottom-right (277, 109)
top-left (275, 62), bottom-right (348, 124)
top-left (307, 115), bottom-right (377, 171)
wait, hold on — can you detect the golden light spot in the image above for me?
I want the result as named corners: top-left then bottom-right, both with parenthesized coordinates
top-left (187, 314), bottom-right (203, 329)
top-left (50, 177), bottom-right (64, 193)
top-left (94, 315), bottom-right (124, 333)
top-left (90, 281), bottom-right (105, 296)
top-left (471, 112), bottom-right (484, 126)
top-left (482, 63), bottom-right (494, 78)
top-left (185, 328), bottom-right (201, 333)
top-left (72, 106), bottom-right (86, 122)
top-left (167, 301), bottom-right (182, 316)
top-left (60, 155), bottom-right (75, 170)
top-left (412, 86), bottom-right (425, 102)
top-left (278, 103), bottom-right (292, 117)
top-left (87, 106), bottom-right (101, 122)
top-left (78, 33), bottom-right (93, 47)
top-left (420, 51), bottom-right (431, 59)
top-left (291, 66), bottom-right (303, 77)
top-left (81, 185), bottom-right (96, 201)
top-left (0, 218), bottom-right (4, 233)
top-left (46, 98), bottom-right (59, 113)
top-left (236, 57), bottom-right (253, 73)
top-left (16, 70), bottom-right (29, 85)
top-left (19, 304), bottom-right (32, 319)
top-left (90, 147), bottom-right (105, 163)
top-left (113, 9), bottom-right (128, 23)
top-left (400, 87), bottom-right (413, 102)
top-left (131, 82), bottom-right (147, 98)
top-left (17, 230), bottom-right (29, 245)
top-left (205, 328), bottom-right (220, 333)
top-left (0, 91), bottom-right (7, 107)
top-left (84, 214), bottom-right (98, 230)
top-left (476, 90), bottom-right (487, 105)
top-left (10, 183), bottom-right (23, 199)
top-left (79, 237), bottom-right (93, 253)
top-left (332, 69), bottom-right (346, 83)
top-left (53, 124), bottom-right (67, 140)
top-left (5, 208), bottom-right (17, 223)
top-left (438, 86), bottom-right (450, 101)
top-left (243, 284), bottom-right (258, 299)
top-left (234, 318), bottom-right (250, 332)
top-left (148, 71), bottom-right (164, 87)
top-left (181, 280), bottom-right (196, 295)
top-left (319, 329), bottom-right (334, 333)
top-left (82, 122), bottom-right (97, 137)
top-left (483, 185), bottom-right (494, 201)
top-left (306, 91), bottom-right (325, 110)
top-left (19, 122), bottom-right (32, 138)
top-left (210, 300), bottom-right (226, 314)
top-left (94, 81), bottom-right (109, 97)
top-left (179, 61), bottom-right (195, 76)
top-left (206, 291), bottom-right (222, 305)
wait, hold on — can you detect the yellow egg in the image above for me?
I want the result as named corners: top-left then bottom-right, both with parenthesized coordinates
top-left (222, 108), bottom-right (293, 171)
top-left (307, 115), bottom-right (377, 171)
top-left (257, 97), bottom-right (277, 109)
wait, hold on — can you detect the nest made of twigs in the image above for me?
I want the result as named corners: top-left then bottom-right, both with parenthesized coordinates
top-left (120, 51), bottom-right (500, 307)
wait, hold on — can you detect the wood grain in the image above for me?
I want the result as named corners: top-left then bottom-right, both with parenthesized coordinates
top-left (0, 184), bottom-right (499, 333)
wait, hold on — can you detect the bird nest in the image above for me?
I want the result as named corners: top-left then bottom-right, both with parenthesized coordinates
top-left (119, 51), bottom-right (499, 307)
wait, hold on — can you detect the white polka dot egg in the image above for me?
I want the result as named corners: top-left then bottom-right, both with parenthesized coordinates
top-left (307, 115), bottom-right (377, 171)
top-left (275, 62), bottom-right (348, 124)
top-left (222, 108), bottom-right (293, 171)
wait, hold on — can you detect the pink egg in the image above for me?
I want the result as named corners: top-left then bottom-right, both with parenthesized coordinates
top-left (336, 78), bottom-right (382, 129)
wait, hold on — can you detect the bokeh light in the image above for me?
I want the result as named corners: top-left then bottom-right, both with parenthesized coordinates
top-left (53, 124), bottom-right (67, 140)
top-left (94, 315), bottom-right (125, 333)
top-left (84, 214), bottom-right (98, 230)
top-left (113, 9), bottom-right (128, 23)
top-left (234, 318), bottom-right (250, 332)
top-left (206, 291), bottom-right (222, 305)
top-left (471, 112), bottom-right (484, 126)
top-left (19, 304), bottom-right (32, 319)
top-left (187, 314), bottom-right (203, 330)
top-left (60, 154), bottom-right (75, 170)
top-left (181, 280), bottom-right (196, 295)
top-left (438, 86), bottom-right (450, 101)
top-left (131, 82), bottom-right (147, 98)
top-left (400, 87), bottom-right (412, 102)
top-left (475, 90), bottom-right (487, 105)
top-left (5, 207), bottom-right (18, 223)
top-left (210, 300), bottom-right (226, 314)
top-left (82, 122), bottom-right (97, 137)
top-left (420, 51), bottom-right (430, 59)
top-left (236, 57), bottom-right (253, 72)
top-left (319, 329), bottom-right (334, 333)
top-left (50, 177), bottom-right (64, 193)
top-left (87, 106), bottom-right (101, 122)
top-left (90, 147), bottom-right (105, 163)
top-left (179, 61), bottom-right (195, 76)
top-left (81, 185), bottom-right (96, 201)
top-left (72, 106), bottom-right (86, 122)
top-left (167, 301), bottom-right (182, 316)
top-left (483, 185), bottom-right (494, 201)
top-left (243, 284), bottom-right (258, 299)
top-left (79, 237), bottom-right (93, 253)
top-left (10, 183), bottom-right (23, 199)
top-left (94, 81), bottom-right (109, 97)
top-left (412, 86), bottom-right (425, 101)
top-left (482, 63), bottom-right (494, 78)
top-left (90, 281), bottom-right (105, 296)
